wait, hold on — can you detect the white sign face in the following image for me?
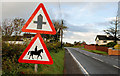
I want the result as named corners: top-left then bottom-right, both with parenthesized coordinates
top-left (22, 3), bottom-right (56, 35)
top-left (23, 37), bottom-right (49, 61)
top-left (26, 8), bottom-right (52, 32)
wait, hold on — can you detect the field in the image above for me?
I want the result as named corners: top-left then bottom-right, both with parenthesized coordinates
top-left (73, 45), bottom-right (108, 55)
top-left (81, 48), bottom-right (108, 55)
top-left (38, 50), bottom-right (65, 74)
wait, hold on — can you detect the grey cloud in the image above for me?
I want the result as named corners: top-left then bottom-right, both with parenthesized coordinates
top-left (66, 23), bottom-right (100, 33)
top-left (2, 2), bottom-right (39, 20)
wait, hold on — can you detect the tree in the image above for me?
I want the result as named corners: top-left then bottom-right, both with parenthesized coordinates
top-left (43, 20), bottom-right (67, 44)
top-left (106, 42), bottom-right (117, 47)
top-left (2, 18), bottom-right (25, 37)
top-left (74, 41), bottom-right (77, 45)
top-left (104, 16), bottom-right (120, 43)
top-left (53, 20), bottom-right (67, 47)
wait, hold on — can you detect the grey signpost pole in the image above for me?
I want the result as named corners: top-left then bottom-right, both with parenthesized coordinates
top-left (34, 14), bottom-right (46, 73)
top-left (35, 64), bottom-right (38, 73)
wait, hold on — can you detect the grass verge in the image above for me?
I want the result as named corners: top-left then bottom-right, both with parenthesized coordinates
top-left (2, 42), bottom-right (65, 75)
top-left (0, 70), bottom-right (2, 75)
top-left (81, 48), bottom-right (108, 55)
top-left (16, 48), bottom-right (65, 74)
top-left (37, 48), bottom-right (65, 74)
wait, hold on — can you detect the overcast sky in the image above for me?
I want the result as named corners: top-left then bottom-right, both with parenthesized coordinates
top-left (1, 2), bottom-right (118, 44)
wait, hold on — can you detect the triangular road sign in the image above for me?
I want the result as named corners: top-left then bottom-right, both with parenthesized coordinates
top-left (18, 34), bottom-right (53, 64)
top-left (22, 3), bottom-right (56, 35)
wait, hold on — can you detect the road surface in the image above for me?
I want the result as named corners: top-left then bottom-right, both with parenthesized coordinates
top-left (65, 47), bottom-right (120, 75)
top-left (64, 49), bottom-right (83, 75)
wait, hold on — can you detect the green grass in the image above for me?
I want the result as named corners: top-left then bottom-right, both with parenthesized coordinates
top-left (81, 48), bottom-right (108, 55)
top-left (37, 49), bottom-right (65, 74)
top-left (17, 48), bottom-right (65, 74)
top-left (0, 70), bottom-right (2, 75)
top-left (2, 42), bottom-right (65, 75)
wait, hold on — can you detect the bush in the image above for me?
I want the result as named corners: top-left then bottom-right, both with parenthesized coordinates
top-left (2, 42), bottom-right (27, 58)
top-left (106, 42), bottom-right (117, 47)
top-left (64, 43), bottom-right (74, 47)
top-left (2, 42), bottom-right (30, 75)
top-left (2, 41), bottom-right (63, 75)
top-left (114, 44), bottom-right (120, 50)
top-left (45, 42), bottom-right (61, 53)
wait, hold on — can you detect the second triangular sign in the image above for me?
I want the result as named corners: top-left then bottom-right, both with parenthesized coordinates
top-left (18, 34), bottom-right (53, 64)
top-left (22, 3), bottom-right (56, 35)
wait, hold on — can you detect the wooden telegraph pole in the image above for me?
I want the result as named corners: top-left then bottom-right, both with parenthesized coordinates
top-left (61, 20), bottom-right (63, 48)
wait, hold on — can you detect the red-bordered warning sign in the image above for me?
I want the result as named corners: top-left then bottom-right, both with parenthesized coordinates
top-left (22, 3), bottom-right (56, 35)
top-left (18, 34), bottom-right (53, 64)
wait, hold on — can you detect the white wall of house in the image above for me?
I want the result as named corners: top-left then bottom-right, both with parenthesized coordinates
top-left (117, 41), bottom-right (120, 44)
top-left (96, 40), bottom-right (114, 45)
top-left (96, 39), bottom-right (120, 45)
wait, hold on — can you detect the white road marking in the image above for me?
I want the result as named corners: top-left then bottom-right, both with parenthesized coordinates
top-left (73, 47), bottom-right (120, 70)
top-left (84, 54), bottom-right (89, 56)
top-left (66, 48), bottom-right (90, 76)
top-left (113, 65), bottom-right (120, 69)
top-left (92, 57), bottom-right (104, 62)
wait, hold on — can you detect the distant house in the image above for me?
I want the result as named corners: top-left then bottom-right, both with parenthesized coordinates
top-left (23, 34), bottom-right (36, 40)
top-left (3, 34), bottom-right (36, 44)
top-left (2, 36), bottom-right (24, 44)
top-left (95, 35), bottom-right (120, 45)
top-left (2, 33), bottom-right (48, 44)
top-left (118, 35), bottom-right (120, 39)
top-left (80, 42), bottom-right (86, 46)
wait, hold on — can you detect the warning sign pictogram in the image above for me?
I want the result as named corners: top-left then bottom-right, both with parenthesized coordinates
top-left (22, 3), bottom-right (56, 35)
top-left (18, 34), bottom-right (53, 64)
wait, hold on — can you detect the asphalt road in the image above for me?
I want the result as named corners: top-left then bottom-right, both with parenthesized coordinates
top-left (65, 47), bottom-right (120, 75)
top-left (64, 49), bottom-right (83, 75)
top-left (72, 48), bottom-right (120, 67)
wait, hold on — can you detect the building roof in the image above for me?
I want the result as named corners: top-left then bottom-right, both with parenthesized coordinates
top-left (23, 34), bottom-right (36, 38)
top-left (95, 35), bottom-right (120, 41)
top-left (2, 34), bottom-right (36, 41)
top-left (2, 36), bottom-right (23, 41)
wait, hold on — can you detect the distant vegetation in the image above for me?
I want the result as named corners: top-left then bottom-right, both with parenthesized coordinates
top-left (2, 41), bottom-right (65, 75)
top-left (106, 42), bottom-right (117, 47)
top-left (81, 48), bottom-right (108, 55)
top-left (2, 18), bottom-right (67, 75)
top-left (114, 44), bottom-right (120, 50)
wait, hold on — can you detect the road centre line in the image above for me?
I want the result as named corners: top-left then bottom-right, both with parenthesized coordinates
top-left (74, 48), bottom-right (104, 62)
top-left (66, 48), bottom-right (90, 76)
top-left (73, 48), bottom-right (120, 70)
top-left (73, 49), bottom-right (89, 56)
top-left (84, 54), bottom-right (89, 56)
top-left (92, 57), bottom-right (104, 62)
top-left (113, 65), bottom-right (120, 69)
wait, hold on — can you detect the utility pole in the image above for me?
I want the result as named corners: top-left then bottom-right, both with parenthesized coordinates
top-left (117, 1), bottom-right (120, 40)
top-left (60, 20), bottom-right (63, 48)
top-left (114, 16), bottom-right (118, 43)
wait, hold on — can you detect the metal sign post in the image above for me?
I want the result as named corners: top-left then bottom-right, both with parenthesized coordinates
top-left (35, 64), bottom-right (38, 73)
top-left (18, 3), bottom-right (56, 73)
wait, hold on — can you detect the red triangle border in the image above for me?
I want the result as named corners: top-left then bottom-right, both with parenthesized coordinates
top-left (22, 3), bottom-right (56, 35)
top-left (18, 34), bottom-right (53, 64)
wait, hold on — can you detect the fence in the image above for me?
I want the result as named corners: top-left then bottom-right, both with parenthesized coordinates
top-left (108, 48), bottom-right (120, 55)
top-left (84, 45), bottom-right (108, 52)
